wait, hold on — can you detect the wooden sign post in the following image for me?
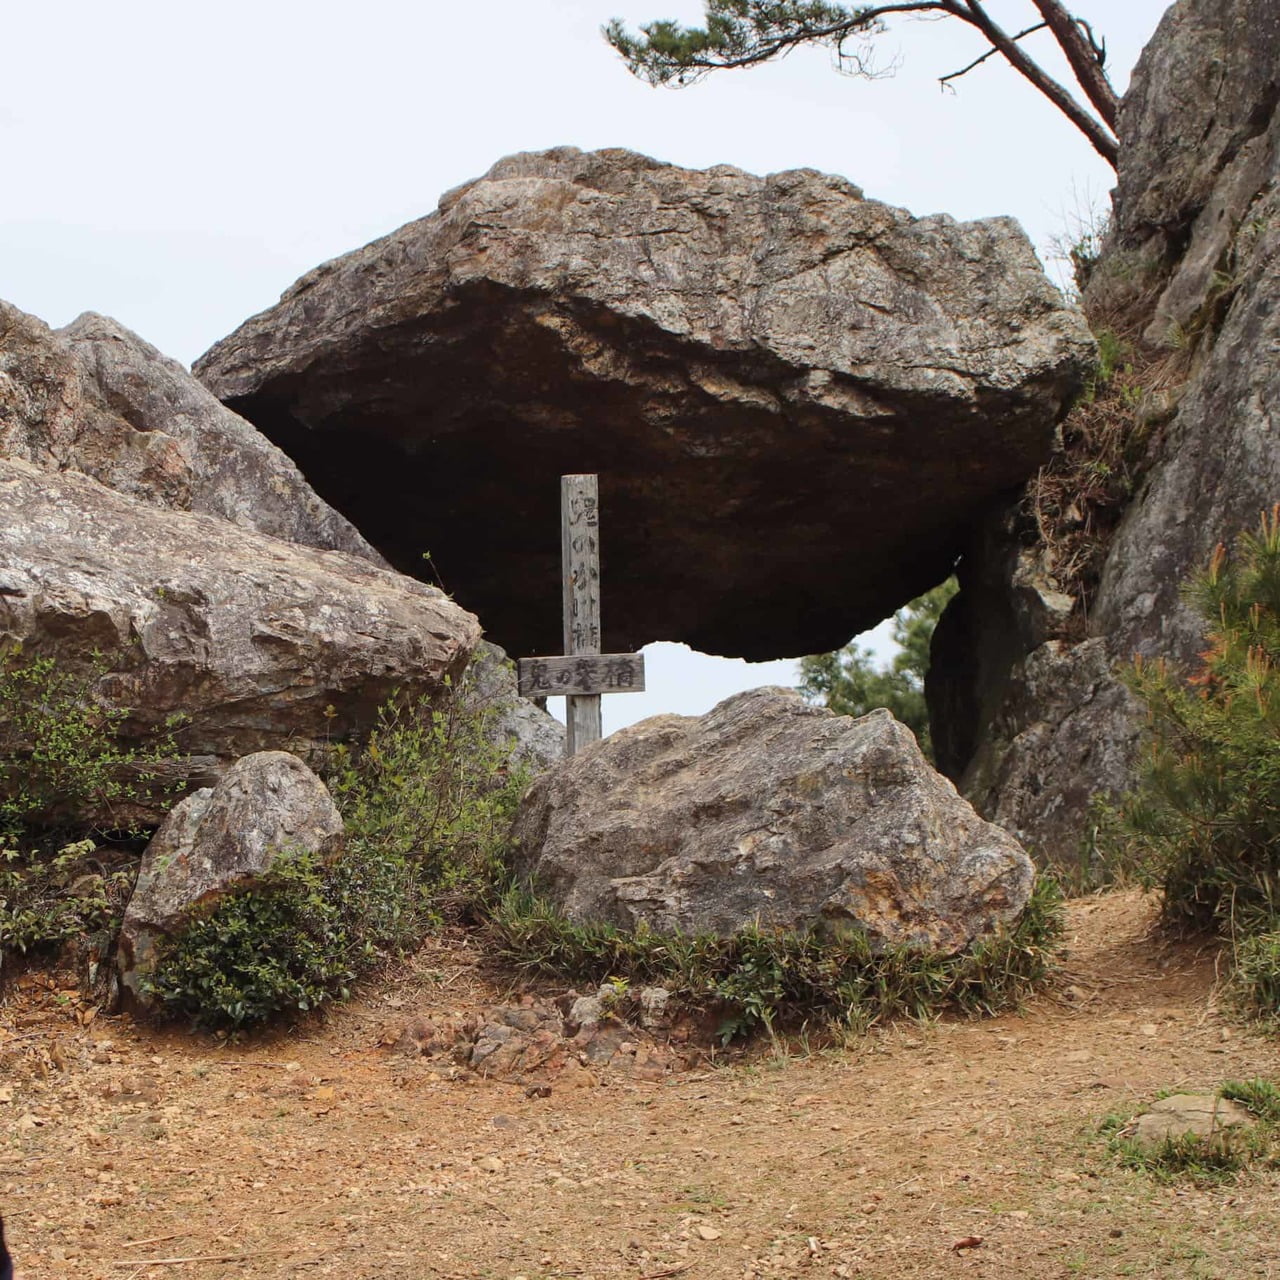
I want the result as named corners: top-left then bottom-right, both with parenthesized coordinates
top-left (517, 474), bottom-right (645, 755)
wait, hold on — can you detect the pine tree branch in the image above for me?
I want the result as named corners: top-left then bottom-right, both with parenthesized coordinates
top-left (605, 1), bottom-right (1120, 166)
top-left (938, 22), bottom-right (1047, 90)
top-left (956, 0), bottom-right (1117, 165)
top-left (1029, 0), bottom-right (1118, 127)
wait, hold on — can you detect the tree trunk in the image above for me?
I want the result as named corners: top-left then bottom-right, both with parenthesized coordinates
top-left (1030, 0), bottom-right (1120, 128)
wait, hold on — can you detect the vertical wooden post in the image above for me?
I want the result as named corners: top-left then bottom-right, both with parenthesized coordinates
top-left (561, 474), bottom-right (602, 754)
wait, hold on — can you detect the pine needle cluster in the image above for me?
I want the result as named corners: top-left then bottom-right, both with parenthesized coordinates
top-left (1101, 507), bottom-right (1280, 1021)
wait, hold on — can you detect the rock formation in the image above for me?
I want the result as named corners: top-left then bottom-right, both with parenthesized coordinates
top-left (195, 147), bottom-right (1093, 661)
top-left (468, 641), bottom-right (564, 772)
top-left (0, 457), bottom-right (480, 820)
top-left (512, 688), bottom-right (1034, 953)
top-left (930, 0), bottom-right (1280, 864)
top-left (118, 751), bottom-right (344, 1006)
top-left (0, 301), bottom-right (380, 559)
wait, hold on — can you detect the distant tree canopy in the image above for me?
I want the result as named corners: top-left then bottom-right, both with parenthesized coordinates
top-left (605, 1), bottom-right (1119, 166)
top-left (798, 578), bottom-right (958, 759)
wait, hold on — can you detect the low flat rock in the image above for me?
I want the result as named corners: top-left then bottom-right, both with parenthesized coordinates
top-left (0, 457), bottom-right (480, 821)
top-left (1130, 1094), bottom-right (1256, 1150)
top-left (511, 688), bottom-right (1034, 952)
top-left (195, 147), bottom-right (1093, 661)
top-left (118, 751), bottom-right (344, 1006)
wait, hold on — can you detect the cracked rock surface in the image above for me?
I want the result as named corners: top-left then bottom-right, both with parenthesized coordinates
top-left (196, 147), bottom-right (1091, 661)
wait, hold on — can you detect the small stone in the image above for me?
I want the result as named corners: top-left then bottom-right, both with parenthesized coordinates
top-left (476, 1156), bottom-right (504, 1174)
top-left (1130, 1094), bottom-right (1255, 1150)
top-left (695, 1224), bottom-right (722, 1241)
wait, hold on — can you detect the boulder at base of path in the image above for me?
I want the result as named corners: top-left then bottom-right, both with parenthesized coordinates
top-left (117, 751), bottom-right (343, 1008)
top-left (1129, 1095), bottom-right (1257, 1151)
top-left (511, 688), bottom-right (1034, 952)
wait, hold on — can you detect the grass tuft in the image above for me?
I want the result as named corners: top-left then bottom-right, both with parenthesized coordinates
top-left (489, 875), bottom-right (1064, 1043)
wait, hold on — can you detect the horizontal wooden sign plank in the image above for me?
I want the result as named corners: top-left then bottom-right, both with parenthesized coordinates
top-left (518, 653), bottom-right (645, 698)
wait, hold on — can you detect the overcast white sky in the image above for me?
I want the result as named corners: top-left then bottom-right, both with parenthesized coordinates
top-left (1, 0), bottom-right (1171, 732)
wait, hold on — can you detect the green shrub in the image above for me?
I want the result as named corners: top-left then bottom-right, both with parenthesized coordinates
top-left (1231, 930), bottom-right (1280, 1025)
top-left (325, 673), bottom-right (528, 915)
top-left (0, 648), bottom-right (182, 963)
top-left (0, 647), bottom-right (181, 834)
top-left (145, 670), bottom-right (530, 1029)
top-left (142, 849), bottom-right (390, 1027)
top-left (1100, 507), bottom-right (1280, 960)
top-left (489, 874), bottom-right (1063, 1043)
top-left (0, 837), bottom-right (135, 957)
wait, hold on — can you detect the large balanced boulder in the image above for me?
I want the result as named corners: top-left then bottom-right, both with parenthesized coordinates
top-left (195, 147), bottom-right (1093, 661)
top-left (930, 0), bottom-right (1280, 863)
top-left (0, 300), bottom-right (380, 560)
top-left (511, 688), bottom-right (1034, 952)
top-left (117, 751), bottom-right (343, 1006)
top-left (0, 457), bottom-right (480, 819)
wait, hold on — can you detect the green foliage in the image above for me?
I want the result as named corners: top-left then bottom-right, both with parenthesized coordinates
top-left (0, 648), bottom-right (182, 963)
top-left (145, 671), bottom-right (531, 1029)
top-left (325, 676), bottom-right (528, 915)
top-left (0, 648), bottom-right (180, 834)
top-left (489, 873), bottom-right (1062, 1043)
top-left (1100, 510), bottom-right (1280, 941)
top-left (798, 579), bottom-right (957, 759)
top-left (0, 837), bottom-right (134, 956)
top-left (604, 2), bottom-right (1120, 165)
top-left (143, 850), bottom-right (380, 1028)
top-left (1103, 1079), bottom-right (1280, 1186)
top-left (1230, 929), bottom-right (1280, 1026)
top-left (605, 0), bottom-right (862, 86)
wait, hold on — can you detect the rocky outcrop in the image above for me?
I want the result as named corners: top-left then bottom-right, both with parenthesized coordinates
top-left (467, 641), bottom-right (564, 772)
top-left (0, 457), bottom-right (480, 820)
top-left (0, 301), bottom-right (381, 560)
top-left (195, 147), bottom-right (1092, 661)
top-left (512, 689), bottom-right (1034, 953)
top-left (118, 751), bottom-right (344, 1006)
top-left (931, 0), bottom-right (1280, 865)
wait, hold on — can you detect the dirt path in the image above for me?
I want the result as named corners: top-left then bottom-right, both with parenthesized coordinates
top-left (2, 891), bottom-right (1277, 1279)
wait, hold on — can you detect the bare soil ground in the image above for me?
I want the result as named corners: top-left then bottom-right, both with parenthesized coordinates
top-left (2, 890), bottom-right (1277, 1279)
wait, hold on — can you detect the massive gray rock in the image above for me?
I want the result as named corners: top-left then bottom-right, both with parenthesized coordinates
top-left (511, 688), bottom-right (1034, 953)
top-left (118, 751), bottom-right (344, 1006)
top-left (0, 300), bottom-right (381, 560)
top-left (931, 0), bottom-right (1280, 865)
top-left (0, 457), bottom-right (480, 821)
top-left (195, 147), bottom-right (1093, 661)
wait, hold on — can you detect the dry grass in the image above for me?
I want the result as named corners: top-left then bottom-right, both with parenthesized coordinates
top-left (1025, 330), bottom-right (1188, 634)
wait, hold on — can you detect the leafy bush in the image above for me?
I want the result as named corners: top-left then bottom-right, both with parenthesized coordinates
top-left (1102, 509), bottom-right (1280, 921)
top-left (142, 850), bottom-right (386, 1027)
top-left (1231, 930), bottom-right (1280, 1026)
top-left (325, 675), bottom-right (528, 916)
top-left (0, 648), bottom-right (180, 833)
top-left (145, 670), bottom-right (530, 1029)
top-left (0, 837), bottom-right (135, 958)
top-left (1099, 507), bottom-right (1280, 1020)
top-left (0, 648), bottom-right (181, 963)
top-left (489, 874), bottom-right (1063, 1042)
